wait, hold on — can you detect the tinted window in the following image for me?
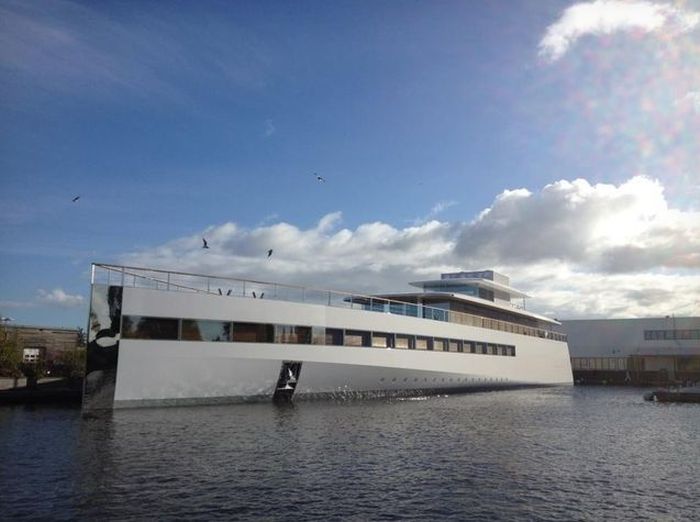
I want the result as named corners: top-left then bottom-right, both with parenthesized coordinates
top-left (325, 328), bottom-right (344, 345)
top-left (395, 335), bottom-right (414, 349)
top-left (372, 333), bottom-right (391, 348)
top-left (274, 325), bottom-right (311, 344)
top-left (345, 330), bottom-right (370, 347)
top-left (122, 316), bottom-right (179, 340)
top-left (181, 319), bottom-right (231, 342)
top-left (233, 322), bottom-right (274, 343)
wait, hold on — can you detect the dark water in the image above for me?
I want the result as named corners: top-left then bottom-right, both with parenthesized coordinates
top-left (1, 387), bottom-right (698, 521)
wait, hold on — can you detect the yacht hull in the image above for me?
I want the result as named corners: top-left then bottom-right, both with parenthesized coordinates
top-left (93, 286), bottom-right (573, 409)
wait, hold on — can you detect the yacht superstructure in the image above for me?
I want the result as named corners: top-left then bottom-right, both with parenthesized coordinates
top-left (83, 264), bottom-right (572, 410)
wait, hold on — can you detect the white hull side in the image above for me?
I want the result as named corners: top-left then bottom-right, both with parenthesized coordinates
top-left (113, 287), bottom-right (572, 407)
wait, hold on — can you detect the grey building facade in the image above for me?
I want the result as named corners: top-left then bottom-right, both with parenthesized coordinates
top-left (562, 317), bottom-right (700, 385)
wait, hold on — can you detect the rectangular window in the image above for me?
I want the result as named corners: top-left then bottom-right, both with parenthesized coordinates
top-left (181, 319), bottom-right (231, 342)
top-left (463, 341), bottom-right (475, 354)
top-left (324, 328), bottom-right (344, 345)
top-left (345, 330), bottom-right (370, 347)
top-left (395, 335), bottom-right (414, 349)
top-left (232, 322), bottom-right (274, 343)
top-left (477, 343), bottom-right (487, 354)
top-left (372, 333), bottom-right (390, 348)
top-left (415, 337), bottom-right (430, 350)
top-left (433, 338), bottom-right (446, 352)
top-left (122, 316), bottom-right (179, 340)
top-left (448, 339), bottom-right (461, 352)
top-left (311, 327), bottom-right (326, 345)
top-left (274, 325), bottom-right (311, 344)
top-left (487, 343), bottom-right (498, 355)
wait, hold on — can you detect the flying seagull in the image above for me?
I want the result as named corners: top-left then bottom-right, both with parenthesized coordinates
top-left (314, 173), bottom-right (326, 182)
top-left (72, 195), bottom-right (80, 202)
top-left (267, 249), bottom-right (273, 258)
top-left (202, 238), bottom-right (210, 249)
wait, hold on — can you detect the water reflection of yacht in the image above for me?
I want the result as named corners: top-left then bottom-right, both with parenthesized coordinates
top-left (83, 264), bottom-right (572, 410)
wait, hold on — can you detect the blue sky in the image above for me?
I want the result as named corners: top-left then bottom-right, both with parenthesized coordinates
top-left (1, 0), bottom-right (699, 328)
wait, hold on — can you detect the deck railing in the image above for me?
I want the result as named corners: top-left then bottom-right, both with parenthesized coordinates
top-left (91, 263), bottom-right (567, 342)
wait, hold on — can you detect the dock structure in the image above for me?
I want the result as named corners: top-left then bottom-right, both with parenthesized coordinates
top-left (644, 386), bottom-right (700, 403)
top-left (561, 317), bottom-right (700, 386)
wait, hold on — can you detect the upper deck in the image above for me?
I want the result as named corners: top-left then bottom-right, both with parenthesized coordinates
top-left (91, 263), bottom-right (567, 342)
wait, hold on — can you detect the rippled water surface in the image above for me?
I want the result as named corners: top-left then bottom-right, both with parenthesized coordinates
top-left (1, 387), bottom-right (699, 521)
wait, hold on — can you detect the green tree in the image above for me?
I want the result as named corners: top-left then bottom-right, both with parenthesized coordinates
top-left (0, 323), bottom-right (23, 385)
top-left (57, 346), bottom-right (86, 382)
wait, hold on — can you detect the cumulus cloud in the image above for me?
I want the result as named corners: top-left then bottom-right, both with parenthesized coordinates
top-left (455, 176), bottom-right (700, 272)
top-left (539, 0), bottom-right (700, 62)
top-left (121, 176), bottom-right (700, 318)
top-left (37, 288), bottom-right (84, 308)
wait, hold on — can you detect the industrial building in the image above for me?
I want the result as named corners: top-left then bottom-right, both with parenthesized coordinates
top-left (0, 324), bottom-right (81, 366)
top-left (562, 317), bottom-right (700, 385)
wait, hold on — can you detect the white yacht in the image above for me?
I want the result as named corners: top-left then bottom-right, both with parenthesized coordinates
top-left (83, 264), bottom-right (572, 410)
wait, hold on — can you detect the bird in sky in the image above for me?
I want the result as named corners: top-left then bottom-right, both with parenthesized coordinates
top-left (202, 238), bottom-right (209, 249)
top-left (72, 195), bottom-right (80, 202)
top-left (267, 249), bottom-right (273, 258)
top-left (315, 173), bottom-right (326, 182)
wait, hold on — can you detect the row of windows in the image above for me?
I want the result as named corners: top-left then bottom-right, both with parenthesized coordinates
top-left (571, 357), bottom-right (628, 371)
top-left (644, 329), bottom-right (700, 341)
top-left (121, 316), bottom-right (517, 356)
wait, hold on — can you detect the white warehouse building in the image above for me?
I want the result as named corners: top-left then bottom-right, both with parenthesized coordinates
top-left (561, 317), bottom-right (700, 385)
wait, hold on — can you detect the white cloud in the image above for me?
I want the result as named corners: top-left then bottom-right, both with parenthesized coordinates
top-left (37, 288), bottom-right (85, 308)
top-left (539, 1), bottom-right (700, 62)
top-left (0, 300), bottom-right (35, 309)
top-left (264, 119), bottom-right (276, 137)
top-left (678, 91), bottom-right (700, 113)
top-left (413, 200), bottom-right (458, 225)
top-left (456, 176), bottom-right (700, 271)
top-left (121, 176), bottom-right (700, 319)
